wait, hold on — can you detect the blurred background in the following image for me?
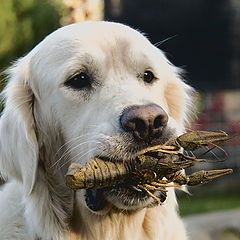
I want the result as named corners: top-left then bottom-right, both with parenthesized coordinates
top-left (0, 1), bottom-right (239, 239)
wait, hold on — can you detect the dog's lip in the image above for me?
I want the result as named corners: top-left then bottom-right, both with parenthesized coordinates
top-left (85, 184), bottom-right (150, 212)
top-left (102, 183), bottom-right (167, 209)
top-left (85, 189), bottom-right (107, 212)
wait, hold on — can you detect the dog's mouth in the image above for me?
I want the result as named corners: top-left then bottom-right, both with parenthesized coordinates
top-left (84, 149), bottom-right (169, 212)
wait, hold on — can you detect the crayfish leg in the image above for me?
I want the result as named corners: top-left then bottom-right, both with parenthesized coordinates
top-left (138, 145), bottom-right (177, 155)
top-left (143, 184), bottom-right (168, 192)
top-left (151, 181), bottom-right (180, 188)
top-left (137, 185), bottom-right (164, 205)
top-left (157, 149), bottom-right (179, 154)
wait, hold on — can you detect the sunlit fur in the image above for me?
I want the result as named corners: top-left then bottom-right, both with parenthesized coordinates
top-left (0, 21), bottom-right (193, 239)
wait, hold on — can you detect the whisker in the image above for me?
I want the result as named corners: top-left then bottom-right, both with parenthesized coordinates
top-left (58, 146), bottom-right (100, 170)
top-left (75, 142), bottom-right (103, 162)
top-left (154, 35), bottom-right (178, 47)
top-left (54, 133), bottom-right (98, 157)
top-left (51, 139), bottom-right (100, 169)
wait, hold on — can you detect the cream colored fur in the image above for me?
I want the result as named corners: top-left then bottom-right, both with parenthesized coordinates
top-left (0, 21), bottom-right (193, 240)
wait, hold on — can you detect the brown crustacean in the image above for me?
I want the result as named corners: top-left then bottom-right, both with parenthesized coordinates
top-left (65, 131), bottom-right (233, 204)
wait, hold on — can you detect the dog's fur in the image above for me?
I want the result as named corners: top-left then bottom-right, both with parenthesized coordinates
top-left (0, 21), bottom-right (193, 240)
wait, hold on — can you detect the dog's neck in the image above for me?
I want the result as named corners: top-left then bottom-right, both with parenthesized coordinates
top-left (68, 204), bottom-right (159, 240)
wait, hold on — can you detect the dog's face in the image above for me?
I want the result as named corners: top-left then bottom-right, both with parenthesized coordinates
top-left (1, 21), bottom-right (192, 213)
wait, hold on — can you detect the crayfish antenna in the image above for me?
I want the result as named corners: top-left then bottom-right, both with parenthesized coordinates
top-left (197, 143), bottom-right (229, 161)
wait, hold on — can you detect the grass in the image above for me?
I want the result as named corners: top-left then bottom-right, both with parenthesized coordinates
top-left (177, 191), bottom-right (240, 216)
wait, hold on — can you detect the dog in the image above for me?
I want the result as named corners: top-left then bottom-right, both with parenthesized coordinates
top-left (0, 21), bottom-right (193, 240)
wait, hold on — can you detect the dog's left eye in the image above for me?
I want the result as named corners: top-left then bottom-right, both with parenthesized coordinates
top-left (65, 72), bottom-right (91, 90)
top-left (143, 71), bottom-right (155, 83)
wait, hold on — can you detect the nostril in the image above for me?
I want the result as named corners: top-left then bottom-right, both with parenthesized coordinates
top-left (153, 116), bottom-right (163, 129)
top-left (134, 118), bottom-right (146, 133)
top-left (124, 121), bottom-right (136, 132)
top-left (122, 118), bottom-right (146, 133)
top-left (153, 115), bottom-right (168, 129)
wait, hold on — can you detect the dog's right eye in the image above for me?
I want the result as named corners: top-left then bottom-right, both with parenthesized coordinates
top-left (65, 72), bottom-right (91, 90)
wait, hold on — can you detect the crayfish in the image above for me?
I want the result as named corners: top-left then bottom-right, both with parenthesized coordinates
top-left (66, 131), bottom-right (233, 204)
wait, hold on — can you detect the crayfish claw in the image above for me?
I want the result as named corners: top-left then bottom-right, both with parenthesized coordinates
top-left (174, 131), bottom-right (231, 151)
top-left (187, 169), bottom-right (233, 186)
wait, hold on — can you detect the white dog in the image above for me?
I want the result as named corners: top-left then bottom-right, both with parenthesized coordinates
top-left (0, 21), bottom-right (193, 240)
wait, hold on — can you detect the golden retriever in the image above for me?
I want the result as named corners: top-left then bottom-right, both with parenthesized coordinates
top-left (0, 21), bottom-right (193, 240)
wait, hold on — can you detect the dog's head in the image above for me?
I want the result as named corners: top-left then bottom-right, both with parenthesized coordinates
top-left (0, 21), bottom-right (193, 213)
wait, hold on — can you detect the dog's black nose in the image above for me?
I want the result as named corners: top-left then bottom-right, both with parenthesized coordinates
top-left (120, 104), bottom-right (168, 141)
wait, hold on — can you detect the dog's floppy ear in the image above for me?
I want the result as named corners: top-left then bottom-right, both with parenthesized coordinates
top-left (164, 67), bottom-right (194, 125)
top-left (0, 57), bottom-right (39, 195)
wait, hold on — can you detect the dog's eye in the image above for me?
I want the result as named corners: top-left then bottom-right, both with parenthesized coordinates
top-left (65, 72), bottom-right (91, 89)
top-left (143, 71), bottom-right (155, 83)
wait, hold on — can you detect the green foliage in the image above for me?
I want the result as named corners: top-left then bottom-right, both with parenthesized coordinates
top-left (178, 191), bottom-right (240, 216)
top-left (0, 0), bottom-right (63, 83)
